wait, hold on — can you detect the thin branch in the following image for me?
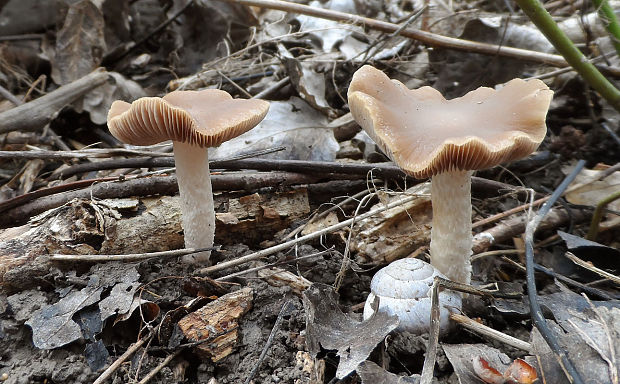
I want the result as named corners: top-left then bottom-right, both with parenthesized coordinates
top-left (420, 277), bottom-right (441, 384)
top-left (244, 300), bottom-right (295, 384)
top-left (515, 0), bottom-right (620, 111)
top-left (217, 0), bottom-right (618, 74)
top-left (524, 159), bottom-right (586, 384)
top-left (0, 69), bottom-right (110, 134)
top-left (0, 148), bottom-right (173, 160)
top-left (136, 350), bottom-right (182, 384)
top-left (450, 313), bottom-right (532, 351)
top-left (92, 332), bottom-right (152, 384)
top-left (565, 252), bottom-right (620, 285)
top-left (50, 247), bottom-right (219, 262)
top-left (216, 248), bottom-right (334, 281)
top-left (196, 194), bottom-right (422, 275)
top-left (103, 0), bottom-right (195, 65)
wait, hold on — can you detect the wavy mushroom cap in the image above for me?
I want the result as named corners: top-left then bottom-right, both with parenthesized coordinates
top-left (348, 65), bottom-right (552, 179)
top-left (107, 89), bottom-right (270, 147)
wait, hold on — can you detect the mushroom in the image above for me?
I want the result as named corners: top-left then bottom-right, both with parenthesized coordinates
top-left (348, 65), bottom-right (552, 284)
top-left (107, 90), bottom-right (269, 263)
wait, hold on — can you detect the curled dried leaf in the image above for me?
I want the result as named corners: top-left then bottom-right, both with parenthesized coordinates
top-left (503, 358), bottom-right (538, 384)
top-left (472, 356), bottom-right (505, 384)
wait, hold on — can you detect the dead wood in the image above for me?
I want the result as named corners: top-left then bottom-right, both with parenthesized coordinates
top-left (0, 69), bottom-right (110, 134)
top-left (472, 207), bottom-right (591, 254)
top-left (0, 188), bottom-right (311, 291)
top-left (177, 287), bottom-right (253, 362)
top-left (0, 172), bottom-right (322, 227)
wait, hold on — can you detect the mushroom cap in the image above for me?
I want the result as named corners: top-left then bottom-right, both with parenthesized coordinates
top-left (348, 65), bottom-right (552, 179)
top-left (107, 89), bottom-right (270, 147)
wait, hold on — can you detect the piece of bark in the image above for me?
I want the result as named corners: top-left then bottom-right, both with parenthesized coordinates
top-left (177, 287), bottom-right (253, 362)
top-left (216, 189), bottom-right (310, 246)
top-left (351, 183), bottom-right (432, 264)
top-left (0, 68), bottom-right (110, 134)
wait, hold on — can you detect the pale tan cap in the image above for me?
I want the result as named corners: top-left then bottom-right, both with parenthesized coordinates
top-left (107, 89), bottom-right (270, 147)
top-left (348, 65), bottom-right (553, 179)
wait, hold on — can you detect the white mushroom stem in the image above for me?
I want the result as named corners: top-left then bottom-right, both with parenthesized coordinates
top-left (173, 141), bottom-right (214, 264)
top-left (429, 170), bottom-right (473, 285)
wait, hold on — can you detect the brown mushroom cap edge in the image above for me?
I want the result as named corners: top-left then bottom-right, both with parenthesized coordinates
top-left (107, 89), bottom-right (270, 147)
top-left (347, 65), bottom-right (553, 179)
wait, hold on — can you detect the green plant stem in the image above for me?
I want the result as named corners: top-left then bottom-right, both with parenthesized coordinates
top-left (515, 0), bottom-right (620, 112)
top-left (586, 189), bottom-right (620, 241)
top-left (592, 0), bottom-right (620, 57)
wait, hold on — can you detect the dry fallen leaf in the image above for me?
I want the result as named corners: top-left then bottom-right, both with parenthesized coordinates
top-left (50, 0), bottom-right (106, 85)
top-left (303, 283), bottom-right (399, 378)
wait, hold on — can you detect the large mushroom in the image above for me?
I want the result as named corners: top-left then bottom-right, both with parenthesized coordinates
top-left (108, 90), bottom-right (269, 263)
top-left (348, 65), bottom-right (552, 284)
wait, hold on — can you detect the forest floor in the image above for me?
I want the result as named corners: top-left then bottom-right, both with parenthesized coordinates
top-left (0, 0), bottom-right (619, 383)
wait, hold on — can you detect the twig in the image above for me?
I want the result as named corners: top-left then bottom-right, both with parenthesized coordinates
top-left (334, 193), bottom-right (375, 292)
top-left (591, 0), bottom-right (620, 57)
top-left (46, 145), bottom-right (285, 180)
top-left (216, 248), bottom-right (334, 281)
top-left (0, 84), bottom-right (22, 106)
top-left (524, 159), bottom-right (586, 384)
top-left (92, 332), bottom-right (152, 384)
top-left (216, 0), bottom-right (578, 68)
top-left (515, 0), bottom-right (620, 111)
top-left (0, 33), bottom-right (43, 41)
top-left (0, 176), bottom-right (121, 213)
top-left (517, 259), bottom-right (619, 300)
top-left (137, 350), bottom-right (182, 384)
top-left (0, 85), bottom-right (71, 151)
top-left (473, 162), bottom-right (619, 229)
top-left (196, 194), bottom-right (422, 275)
top-left (564, 252), bottom-right (620, 285)
top-left (244, 300), bottom-right (295, 384)
top-left (420, 277), bottom-right (441, 384)
top-left (433, 276), bottom-right (501, 298)
top-left (0, 69), bottom-right (110, 134)
top-left (586, 189), bottom-right (620, 241)
top-left (50, 247), bottom-right (219, 262)
top-left (600, 122), bottom-right (620, 147)
top-left (450, 313), bottom-right (532, 351)
top-left (282, 188), bottom-right (372, 241)
top-left (252, 76), bottom-right (290, 99)
top-left (472, 207), bottom-right (590, 254)
top-left (358, 7), bottom-right (427, 66)
top-left (0, 148), bottom-right (173, 159)
top-left (0, 172), bottom-right (326, 227)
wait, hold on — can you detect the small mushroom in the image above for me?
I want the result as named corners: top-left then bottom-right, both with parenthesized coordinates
top-left (107, 90), bottom-right (269, 263)
top-left (348, 65), bottom-right (552, 284)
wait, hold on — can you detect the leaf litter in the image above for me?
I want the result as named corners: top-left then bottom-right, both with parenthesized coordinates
top-left (0, 0), bottom-right (619, 382)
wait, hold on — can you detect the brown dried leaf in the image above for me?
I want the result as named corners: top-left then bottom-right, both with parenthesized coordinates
top-left (303, 283), bottom-right (399, 378)
top-left (51, 0), bottom-right (106, 85)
